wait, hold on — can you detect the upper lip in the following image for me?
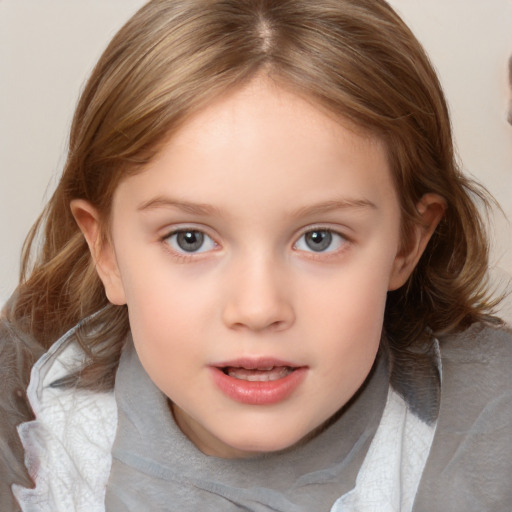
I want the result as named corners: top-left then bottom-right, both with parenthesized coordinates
top-left (210, 357), bottom-right (304, 370)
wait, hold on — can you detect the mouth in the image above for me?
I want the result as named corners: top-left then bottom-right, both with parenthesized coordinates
top-left (221, 366), bottom-right (295, 382)
top-left (210, 358), bottom-right (307, 405)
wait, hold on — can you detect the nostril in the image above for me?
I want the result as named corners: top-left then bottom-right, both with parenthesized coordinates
top-left (221, 276), bottom-right (296, 332)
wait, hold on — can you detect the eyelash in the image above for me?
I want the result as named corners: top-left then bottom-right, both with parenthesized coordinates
top-left (293, 227), bottom-right (349, 257)
top-left (160, 226), bottom-right (350, 261)
top-left (161, 228), bottom-right (219, 261)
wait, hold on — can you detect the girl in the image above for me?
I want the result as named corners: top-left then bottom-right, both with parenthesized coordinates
top-left (1, 0), bottom-right (511, 510)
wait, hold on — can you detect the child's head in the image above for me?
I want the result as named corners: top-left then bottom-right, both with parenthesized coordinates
top-left (73, 76), bottom-right (445, 456)
top-left (10, 0), bottom-right (495, 444)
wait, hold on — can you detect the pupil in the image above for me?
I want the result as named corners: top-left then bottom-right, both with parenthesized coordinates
top-left (177, 231), bottom-right (204, 252)
top-left (306, 230), bottom-right (332, 252)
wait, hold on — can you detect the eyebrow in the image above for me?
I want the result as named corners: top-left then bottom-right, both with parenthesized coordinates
top-left (137, 197), bottom-right (223, 216)
top-left (137, 196), bottom-right (377, 217)
top-left (289, 198), bottom-right (377, 218)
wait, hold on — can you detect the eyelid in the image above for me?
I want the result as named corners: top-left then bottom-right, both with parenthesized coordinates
top-left (158, 223), bottom-right (351, 261)
top-left (293, 225), bottom-right (350, 254)
top-left (160, 223), bottom-right (217, 241)
top-left (160, 225), bottom-right (220, 259)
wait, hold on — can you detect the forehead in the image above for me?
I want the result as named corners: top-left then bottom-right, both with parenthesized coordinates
top-left (170, 78), bottom-right (379, 161)
top-left (112, 77), bottom-right (398, 218)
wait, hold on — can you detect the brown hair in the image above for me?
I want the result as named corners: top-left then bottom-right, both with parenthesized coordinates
top-left (5, 0), bottom-right (499, 389)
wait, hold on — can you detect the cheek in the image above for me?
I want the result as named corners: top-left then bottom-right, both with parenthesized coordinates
top-left (124, 283), bottom-right (205, 399)
top-left (126, 278), bottom-right (206, 345)
top-left (117, 240), bottom-right (207, 318)
top-left (118, 253), bottom-right (219, 368)
top-left (325, 286), bottom-right (385, 362)
top-left (307, 256), bottom-right (392, 369)
top-left (312, 251), bottom-right (392, 323)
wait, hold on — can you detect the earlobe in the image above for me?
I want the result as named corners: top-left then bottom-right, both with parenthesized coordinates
top-left (388, 193), bottom-right (446, 291)
top-left (70, 199), bottom-right (127, 305)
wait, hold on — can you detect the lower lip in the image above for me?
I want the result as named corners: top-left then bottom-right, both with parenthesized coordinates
top-left (210, 367), bottom-right (308, 405)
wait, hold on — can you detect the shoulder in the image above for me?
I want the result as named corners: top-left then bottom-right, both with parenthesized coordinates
top-left (11, 327), bottom-right (117, 511)
top-left (0, 318), bottom-right (45, 511)
top-left (436, 322), bottom-right (512, 432)
top-left (439, 321), bottom-right (511, 408)
top-left (439, 320), bottom-right (512, 364)
top-left (413, 322), bottom-right (512, 512)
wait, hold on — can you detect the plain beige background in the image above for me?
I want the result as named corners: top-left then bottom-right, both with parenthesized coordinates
top-left (1, 0), bottom-right (511, 322)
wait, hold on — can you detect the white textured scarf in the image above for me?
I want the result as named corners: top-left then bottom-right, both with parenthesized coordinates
top-left (12, 329), bottom-right (116, 512)
top-left (13, 325), bottom-right (438, 512)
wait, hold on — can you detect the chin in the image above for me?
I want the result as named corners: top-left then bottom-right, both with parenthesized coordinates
top-left (218, 425), bottom-right (312, 459)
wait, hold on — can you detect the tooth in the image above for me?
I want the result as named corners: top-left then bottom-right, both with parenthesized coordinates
top-left (226, 366), bottom-right (293, 382)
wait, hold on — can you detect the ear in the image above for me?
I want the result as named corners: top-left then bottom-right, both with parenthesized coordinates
top-left (388, 193), bottom-right (446, 291)
top-left (70, 199), bottom-right (127, 305)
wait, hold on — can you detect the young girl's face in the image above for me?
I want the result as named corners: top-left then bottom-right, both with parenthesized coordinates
top-left (83, 78), bottom-right (425, 458)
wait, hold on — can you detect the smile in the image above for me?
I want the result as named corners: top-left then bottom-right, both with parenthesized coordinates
top-left (223, 366), bottom-right (294, 382)
top-left (210, 358), bottom-right (307, 405)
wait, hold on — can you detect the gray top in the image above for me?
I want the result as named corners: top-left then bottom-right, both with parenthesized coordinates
top-left (413, 322), bottom-right (512, 511)
top-left (1, 320), bottom-right (510, 511)
top-left (105, 339), bottom-right (390, 511)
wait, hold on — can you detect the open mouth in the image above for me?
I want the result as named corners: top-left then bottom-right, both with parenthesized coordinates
top-left (222, 366), bottom-right (295, 382)
top-left (210, 359), bottom-right (307, 405)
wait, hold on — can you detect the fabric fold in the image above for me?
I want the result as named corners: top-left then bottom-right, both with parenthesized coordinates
top-left (12, 326), bottom-right (117, 512)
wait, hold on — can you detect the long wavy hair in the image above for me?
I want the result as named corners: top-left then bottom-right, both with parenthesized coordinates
top-left (5, 0), bottom-right (499, 390)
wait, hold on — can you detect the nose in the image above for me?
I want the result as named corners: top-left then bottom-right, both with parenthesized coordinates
top-left (221, 256), bottom-right (295, 333)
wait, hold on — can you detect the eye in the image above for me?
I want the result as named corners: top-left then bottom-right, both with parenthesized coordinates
top-left (294, 229), bottom-right (346, 253)
top-left (164, 229), bottom-right (217, 254)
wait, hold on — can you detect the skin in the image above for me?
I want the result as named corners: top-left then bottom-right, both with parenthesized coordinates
top-left (72, 77), bottom-right (444, 458)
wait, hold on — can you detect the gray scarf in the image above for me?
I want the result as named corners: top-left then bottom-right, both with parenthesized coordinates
top-left (105, 337), bottom-right (389, 512)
